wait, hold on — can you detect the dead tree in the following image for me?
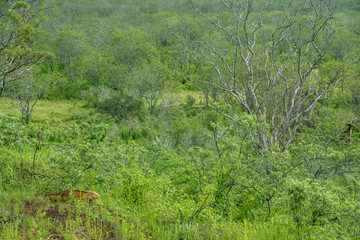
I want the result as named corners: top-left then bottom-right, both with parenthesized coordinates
top-left (184, 0), bottom-right (360, 150)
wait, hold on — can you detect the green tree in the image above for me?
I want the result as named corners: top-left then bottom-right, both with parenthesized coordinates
top-left (0, 0), bottom-right (47, 95)
top-left (8, 71), bottom-right (49, 124)
top-left (130, 59), bottom-right (168, 114)
top-left (79, 51), bottom-right (114, 89)
top-left (52, 30), bottom-right (89, 75)
top-left (108, 28), bottom-right (155, 72)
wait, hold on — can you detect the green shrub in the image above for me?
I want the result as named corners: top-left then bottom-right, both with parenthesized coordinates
top-left (97, 95), bottom-right (142, 121)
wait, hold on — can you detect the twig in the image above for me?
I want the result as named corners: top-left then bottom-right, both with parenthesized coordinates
top-left (189, 192), bottom-right (212, 220)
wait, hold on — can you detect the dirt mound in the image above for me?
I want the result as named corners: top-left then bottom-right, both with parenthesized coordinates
top-left (14, 199), bottom-right (122, 239)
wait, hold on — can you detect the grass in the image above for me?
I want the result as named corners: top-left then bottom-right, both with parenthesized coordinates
top-left (0, 187), bottom-right (307, 239)
top-left (0, 91), bottom-right (202, 125)
top-left (0, 97), bottom-right (94, 124)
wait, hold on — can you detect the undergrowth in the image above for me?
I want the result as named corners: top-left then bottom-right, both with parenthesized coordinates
top-left (0, 98), bottom-right (359, 239)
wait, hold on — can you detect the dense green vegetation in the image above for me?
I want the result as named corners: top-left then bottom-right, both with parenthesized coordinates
top-left (1, 0), bottom-right (359, 239)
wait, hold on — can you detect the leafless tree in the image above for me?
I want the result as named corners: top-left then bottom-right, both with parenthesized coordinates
top-left (183, 0), bottom-right (360, 150)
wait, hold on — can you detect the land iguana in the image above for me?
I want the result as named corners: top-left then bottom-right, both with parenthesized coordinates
top-left (43, 190), bottom-right (100, 203)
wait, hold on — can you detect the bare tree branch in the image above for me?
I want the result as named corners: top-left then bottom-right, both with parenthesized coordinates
top-left (184, 0), bottom-right (359, 151)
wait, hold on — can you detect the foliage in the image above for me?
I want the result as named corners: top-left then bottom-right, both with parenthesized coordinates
top-left (129, 58), bottom-right (168, 114)
top-left (0, 0), bottom-right (47, 95)
top-left (6, 71), bottom-right (49, 124)
top-left (0, 0), bottom-right (360, 239)
top-left (97, 95), bottom-right (142, 121)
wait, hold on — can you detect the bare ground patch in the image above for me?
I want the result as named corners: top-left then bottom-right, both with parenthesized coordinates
top-left (10, 199), bottom-right (123, 239)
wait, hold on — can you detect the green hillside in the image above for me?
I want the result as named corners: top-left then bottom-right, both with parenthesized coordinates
top-left (1, 0), bottom-right (359, 239)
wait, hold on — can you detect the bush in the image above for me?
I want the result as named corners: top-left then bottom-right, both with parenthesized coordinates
top-left (97, 95), bottom-right (142, 121)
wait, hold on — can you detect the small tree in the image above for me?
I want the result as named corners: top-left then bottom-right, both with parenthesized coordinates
top-left (130, 59), bottom-right (167, 114)
top-left (8, 73), bottom-right (49, 124)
